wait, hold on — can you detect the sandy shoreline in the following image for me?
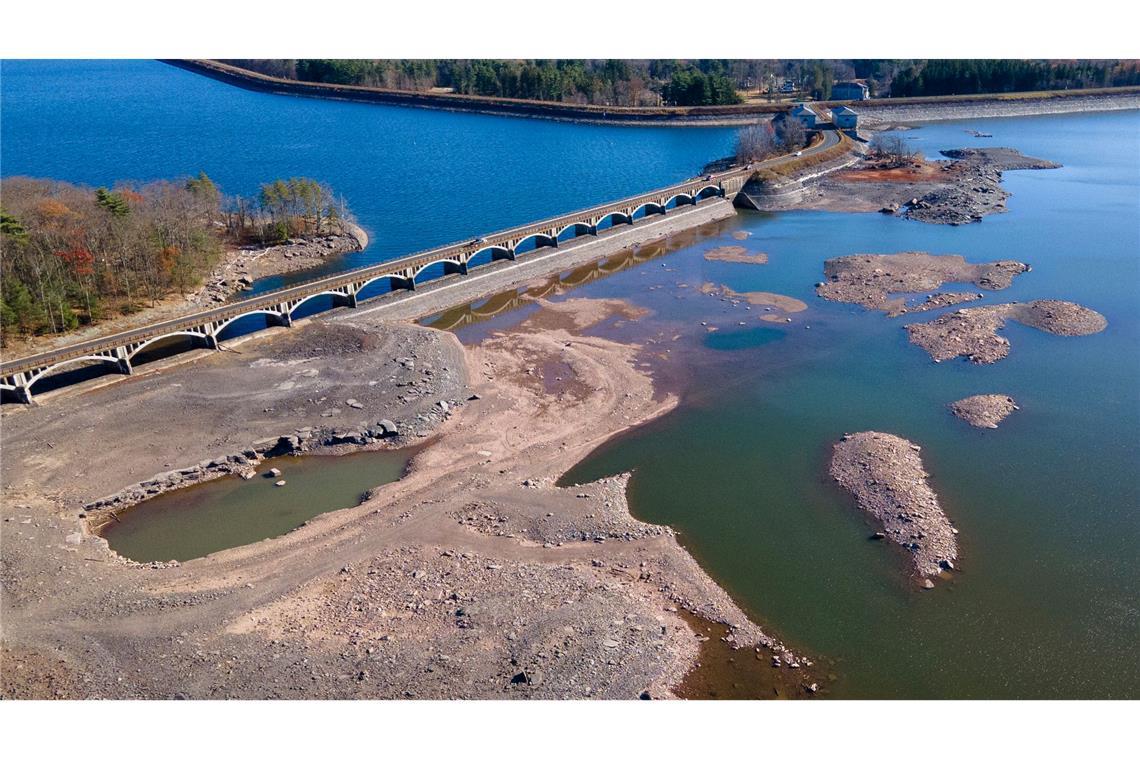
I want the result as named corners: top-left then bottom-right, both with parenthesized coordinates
top-left (0, 210), bottom-right (821, 699)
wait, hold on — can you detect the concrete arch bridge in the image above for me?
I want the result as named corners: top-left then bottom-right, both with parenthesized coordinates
top-left (2, 170), bottom-right (754, 403)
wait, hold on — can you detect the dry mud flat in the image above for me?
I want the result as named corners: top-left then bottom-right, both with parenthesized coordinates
top-left (1, 320), bottom-right (467, 511)
top-left (1, 297), bottom-right (820, 699)
top-left (816, 251), bottom-right (1029, 315)
top-left (813, 147), bottom-right (1060, 225)
top-left (702, 245), bottom-right (769, 265)
top-left (829, 432), bottom-right (958, 581)
top-left (699, 283), bottom-right (808, 322)
top-left (906, 300), bottom-right (1108, 364)
top-left (950, 395), bottom-right (1019, 429)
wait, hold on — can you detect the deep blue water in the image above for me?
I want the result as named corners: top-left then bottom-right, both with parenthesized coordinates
top-left (1, 59), bottom-right (735, 292)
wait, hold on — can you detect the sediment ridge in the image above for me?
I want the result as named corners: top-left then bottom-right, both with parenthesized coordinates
top-left (829, 432), bottom-right (958, 581)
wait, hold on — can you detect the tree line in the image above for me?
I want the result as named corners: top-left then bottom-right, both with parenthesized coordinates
top-left (889, 60), bottom-right (1140, 97)
top-left (1, 175), bottom-right (350, 344)
top-left (226, 59), bottom-right (746, 106)
top-left (224, 59), bottom-right (1140, 106)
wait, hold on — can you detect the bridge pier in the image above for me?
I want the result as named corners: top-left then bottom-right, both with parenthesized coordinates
top-left (114, 347), bottom-right (133, 375)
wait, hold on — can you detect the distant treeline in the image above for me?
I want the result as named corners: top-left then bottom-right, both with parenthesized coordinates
top-left (222, 59), bottom-right (1140, 105)
top-left (890, 60), bottom-right (1140, 97)
top-left (1, 175), bottom-right (350, 343)
top-left (224, 59), bottom-right (745, 106)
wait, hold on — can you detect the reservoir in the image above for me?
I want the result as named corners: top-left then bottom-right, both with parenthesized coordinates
top-left (4, 61), bottom-right (1137, 698)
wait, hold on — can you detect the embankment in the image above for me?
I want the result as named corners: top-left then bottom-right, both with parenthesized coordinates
top-left (856, 90), bottom-right (1140, 124)
top-left (165, 60), bottom-right (785, 127)
top-left (168, 60), bottom-right (1140, 128)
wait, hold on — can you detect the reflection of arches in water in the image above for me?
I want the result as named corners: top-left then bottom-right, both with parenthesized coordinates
top-left (422, 289), bottom-right (529, 331)
top-left (524, 279), bottom-right (560, 300)
top-left (424, 218), bottom-right (693, 333)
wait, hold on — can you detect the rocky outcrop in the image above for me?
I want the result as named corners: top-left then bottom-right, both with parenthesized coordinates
top-left (905, 300), bottom-right (1107, 364)
top-left (816, 252), bottom-right (1028, 315)
top-left (903, 148), bottom-right (1060, 225)
top-left (191, 232), bottom-right (364, 305)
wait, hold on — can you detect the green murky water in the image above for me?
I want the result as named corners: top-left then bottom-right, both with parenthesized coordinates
top-left (101, 449), bottom-right (414, 562)
top-left (445, 111), bottom-right (1140, 698)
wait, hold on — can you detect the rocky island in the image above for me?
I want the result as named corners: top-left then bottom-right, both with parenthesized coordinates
top-left (829, 432), bottom-right (958, 581)
top-left (906, 300), bottom-right (1108, 364)
top-left (816, 251), bottom-right (1029, 315)
top-left (950, 395), bottom-right (1019, 428)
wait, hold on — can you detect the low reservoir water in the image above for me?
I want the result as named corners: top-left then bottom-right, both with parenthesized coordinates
top-left (4, 61), bottom-right (1137, 698)
top-left (100, 448), bottom-right (414, 562)
top-left (447, 111), bottom-right (1140, 698)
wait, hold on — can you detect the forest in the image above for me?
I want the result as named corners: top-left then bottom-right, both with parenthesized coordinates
top-left (1, 175), bottom-right (349, 345)
top-left (889, 59), bottom-right (1140, 97)
top-left (223, 59), bottom-right (1140, 105)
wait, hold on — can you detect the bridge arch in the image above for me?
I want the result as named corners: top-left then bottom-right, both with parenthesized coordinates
top-left (467, 245), bottom-right (515, 270)
top-left (555, 222), bottom-right (593, 242)
top-left (287, 290), bottom-right (355, 318)
top-left (25, 355), bottom-right (124, 393)
top-left (595, 211), bottom-right (632, 231)
top-left (512, 232), bottom-right (557, 256)
top-left (631, 202), bottom-right (666, 219)
top-left (664, 193), bottom-right (694, 209)
top-left (356, 274), bottom-right (411, 303)
top-left (214, 309), bottom-right (287, 340)
top-left (126, 331), bottom-right (213, 363)
top-left (693, 184), bottom-right (722, 201)
top-left (413, 259), bottom-right (466, 282)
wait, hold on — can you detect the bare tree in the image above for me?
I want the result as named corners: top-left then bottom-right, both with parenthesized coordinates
top-left (775, 117), bottom-right (807, 150)
top-left (735, 123), bottom-right (779, 163)
top-left (870, 135), bottom-right (917, 166)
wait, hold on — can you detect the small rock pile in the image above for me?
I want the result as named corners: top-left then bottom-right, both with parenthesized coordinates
top-left (949, 395), bottom-right (1019, 429)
